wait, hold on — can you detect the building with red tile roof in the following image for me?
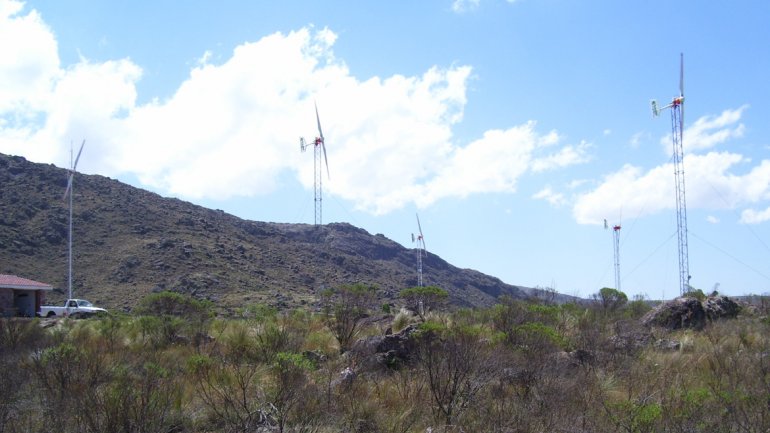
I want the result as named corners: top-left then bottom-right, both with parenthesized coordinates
top-left (0, 274), bottom-right (53, 317)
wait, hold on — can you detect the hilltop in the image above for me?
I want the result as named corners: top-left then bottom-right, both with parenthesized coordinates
top-left (0, 153), bottom-right (541, 313)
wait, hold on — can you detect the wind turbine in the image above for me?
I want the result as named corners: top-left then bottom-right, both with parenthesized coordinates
top-left (300, 102), bottom-right (330, 225)
top-left (651, 53), bottom-right (691, 296)
top-left (412, 214), bottom-right (427, 287)
top-left (604, 219), bottom-right (622, 292)
top-left (63, 140), bottom-right (85, 300)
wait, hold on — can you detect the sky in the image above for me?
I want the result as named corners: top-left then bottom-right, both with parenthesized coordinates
top-left (2, 0), bottom-right (770, 300)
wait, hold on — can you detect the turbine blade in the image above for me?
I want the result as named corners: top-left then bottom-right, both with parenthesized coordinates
top-left (416, 213), bottom-right (425, 252)
top-left (679, 53), bottom-right (684, 98)
top-left (315, 102), bottom-right (323, 140)
top-left (679, 53), bottom-right (685, 131)
top-left (63, 174), bottom-right (74, 200)
top-left (322, 142), bottom-right (330, 179)
top-left (73, 139), bottom-right (85, 172)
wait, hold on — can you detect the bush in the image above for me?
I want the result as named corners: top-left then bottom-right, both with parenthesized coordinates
top-left (321, 283), bottom-right (376, 353)
top-left (399, 286), bottom-right (449, 320)
top-left (136, 291), bottom-right (214, 347)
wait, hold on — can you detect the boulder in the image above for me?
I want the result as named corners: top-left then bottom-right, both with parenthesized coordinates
top-left (351, 324), bottom-right (420, 370)
top-left (653, 339), bottom-right (682, 351)
top-left (704, 295), bottom-right (741, 320)
top-left (642, 297), bottom-right (706, 330)
top-left (331, 366), bottom-right (357, 389)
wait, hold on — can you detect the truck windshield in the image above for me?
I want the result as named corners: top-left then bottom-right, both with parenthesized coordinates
top-left (77, 300), bottom-right (93, 307)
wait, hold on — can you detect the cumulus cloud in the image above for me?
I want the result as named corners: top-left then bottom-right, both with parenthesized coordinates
top-left (573, 105), bottom-right (768, 225)
top-left (451, 0), bottom-right (518, 12)
top-left (533, 186), bottom-right (566, 207)
top-left (629, 131), bottom-right (648, 149)
top-left (0, 1), bottom-right (142, 167)
top-left (741, 207), bottom-right (770, 224)
top-left (0, 5), bottom-right (587, 215)
top-left (452, 0), bottom-right (481, 13)
top-left (659, 106), bottom-right (748, 153)
top-left (573, 151), bottom-right (770, 225)
top-left (0, 1), bottom-right (58, 115)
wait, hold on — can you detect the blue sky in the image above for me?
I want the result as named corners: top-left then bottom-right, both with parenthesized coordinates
top-left (2, 0), bottom-right (770, 299)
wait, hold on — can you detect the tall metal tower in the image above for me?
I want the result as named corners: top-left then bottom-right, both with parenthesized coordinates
top-left (412, 214), bottom-right (427, 287)
top-left (604, 219), bottom-right (622, 291)
top-left (613, 224), bottom-right (622, 291)
top-left (651, 53), bottom-right (691, 295)
top-left (63, 140), bottom-right (85, 300)
top-left (300, 102), bottom-right (330, 225)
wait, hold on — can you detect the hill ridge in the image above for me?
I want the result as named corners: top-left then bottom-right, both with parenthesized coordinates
top-left (0, 153), bottom-right (532, 312)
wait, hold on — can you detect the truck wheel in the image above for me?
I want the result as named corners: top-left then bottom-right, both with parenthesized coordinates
top-left (46, 312), bottom-right (56, 318)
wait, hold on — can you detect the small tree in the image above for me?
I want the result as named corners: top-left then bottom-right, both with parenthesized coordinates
top-left (321, 283), bottom-right (376, 353)
top-left (400, 286), bottom-right (449, 321)
top-left (415, 321), bottom-right (500, 426)
top-left (268, 352), bottom-right (314, 433)
top-left (593, 287), bottom-right (628, 314)
top-left (137, 291), bottom-right (214, 347)
top-left (626, 294), bottom-right (652, 319)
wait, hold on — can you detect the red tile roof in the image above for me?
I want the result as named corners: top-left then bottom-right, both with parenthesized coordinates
top-left (0, 275), bottom-right (53, 290)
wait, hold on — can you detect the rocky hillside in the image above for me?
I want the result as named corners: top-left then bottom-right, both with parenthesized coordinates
top-left (0, 153), bottom-right (531, 313)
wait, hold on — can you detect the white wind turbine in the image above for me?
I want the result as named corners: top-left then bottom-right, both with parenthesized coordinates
top-left (300, 102), bottom-right (330, 225)
top-left (63, 140), bottom-right (85, 300)
top-left (412, 214), bottom-right (427, 287)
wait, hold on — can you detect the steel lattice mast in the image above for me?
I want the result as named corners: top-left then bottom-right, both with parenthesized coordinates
top-left (300, 103), bottom-right (330, 225)
top-left (412, 214), bottom-right (427, 287)
top-left (604, 219), bottom-right (622, 291)
top-left (652, 53), bottom-right (690, 295)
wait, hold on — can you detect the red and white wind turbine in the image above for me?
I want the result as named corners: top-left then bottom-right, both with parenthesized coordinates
top-left (300, 102), bottom-right (330, 225)
top-left (651, 53), bottom-right (691, 296)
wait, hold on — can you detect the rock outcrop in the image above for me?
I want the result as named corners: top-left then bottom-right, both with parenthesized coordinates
top-left (642, 295), bottom-right (741, 331)
top-left (704, 295), bottom-right (741, 320)
top-left (642, 297), bottom-right (707, 330)
top-left (351, 324), bottom-right (421, 370)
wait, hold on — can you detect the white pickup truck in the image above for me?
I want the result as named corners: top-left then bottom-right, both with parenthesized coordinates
top-left (39, 299), bottom-right (107, 317)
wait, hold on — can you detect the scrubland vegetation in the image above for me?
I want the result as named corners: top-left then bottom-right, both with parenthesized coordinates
top-left (1, 288), bottom-right (769, 432)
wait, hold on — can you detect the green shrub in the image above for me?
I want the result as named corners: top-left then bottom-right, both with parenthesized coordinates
top-left (137, 291), bottom-right (214, 347)
top-left (509, 322), bottom-right (566, 351)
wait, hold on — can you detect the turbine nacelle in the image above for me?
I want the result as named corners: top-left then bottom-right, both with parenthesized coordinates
top-left (650, 95), bottom-right (684, 118)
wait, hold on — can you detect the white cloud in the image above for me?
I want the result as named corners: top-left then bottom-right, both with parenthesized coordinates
top-left (452, 0), bottom-right (481, 13)
top-left (0, 1), bottom-right (58, 115)
top-left (706, 215), bottom-right (720, 224)
top-left (533, 186), bottom-right (566, 207)
top-left (575, 106), bottom-right (768, 226)
top-left (659, 106), bottom-right (747, 154)
top-left (531, 140), bottom-right (591, 172)
top-left (573, 150), bottom-right (770, 225)
top-left (741, 207), bottom-right (770, 224)
top-left (0, 3), bottom-right (142, 166)
top-left (0, 10), bottom-right (588, 216)
top-left (629, 131), bottom-right (648, 149)
top-left (684, 106), bottom-right (747, 152)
